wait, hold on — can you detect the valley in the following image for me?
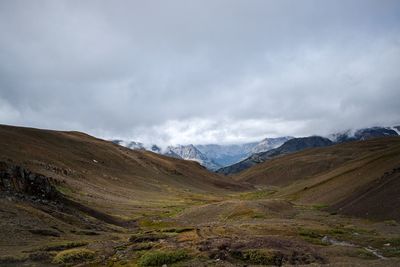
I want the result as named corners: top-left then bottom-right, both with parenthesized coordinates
top-left (1, 125), bottom-right (400, 266)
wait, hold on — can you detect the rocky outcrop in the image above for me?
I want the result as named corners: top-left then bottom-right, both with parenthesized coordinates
top-left (0, 161), bottom-right (137, 228)
top-left (0, 161), bottom-right (60, 200)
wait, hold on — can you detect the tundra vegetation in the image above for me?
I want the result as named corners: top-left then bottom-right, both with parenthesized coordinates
top-left (0, 125), bottom-right (400, 266)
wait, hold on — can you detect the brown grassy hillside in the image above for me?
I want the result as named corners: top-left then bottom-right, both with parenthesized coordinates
top-left (0, 124), bottom-right (247, 257)
top-left (0, 124), bottom-right (245, 205)
top-left (235, 137), bottom-right (400, 221)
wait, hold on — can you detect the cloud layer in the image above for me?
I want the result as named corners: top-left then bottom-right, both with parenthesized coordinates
top-left (0, 0), bottom-right (399, 145)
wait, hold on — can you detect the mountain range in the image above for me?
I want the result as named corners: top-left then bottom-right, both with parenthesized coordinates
top-left (112, 126), bottom-right (398, 172)
top-left (217, 136), bottom-right (334, 175)
top-left (218, 126), bottom-right (399, 175)
top-left (112, 136), bottom-right (292, 170)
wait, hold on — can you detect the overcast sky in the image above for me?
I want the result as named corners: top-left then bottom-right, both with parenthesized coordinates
top-left (0, 0), bottom-right (399, 145)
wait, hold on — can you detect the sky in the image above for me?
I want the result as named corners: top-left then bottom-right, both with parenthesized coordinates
top-left (0, 0), bottom-right (399, 146)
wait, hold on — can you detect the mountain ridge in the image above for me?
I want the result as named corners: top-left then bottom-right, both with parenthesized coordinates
top-left (218, 126), bottom-right (399, 175)
top-left (217, 136), bottom-right (333, 175)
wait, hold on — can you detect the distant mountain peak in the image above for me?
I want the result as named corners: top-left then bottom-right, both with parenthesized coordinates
top-left (167, 144), bottom-right (221, 170)
top-left (217, 136), bottom-right (334, 175)
top-left (251, 136), bottom-right (293, 154)
top-left (329, 126), bottom-right (398, 143)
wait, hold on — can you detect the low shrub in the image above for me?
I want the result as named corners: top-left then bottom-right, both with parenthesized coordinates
top-left (232, 249), bottom-right (283, 265)
top-left (137, 250), bottom-right (189, 266)
top-left (298, 228), bottom-right (327, 246)
top-left (52, 248), bottom-right (95, 265)
top-left (41, 241), bottom-right (88, 251)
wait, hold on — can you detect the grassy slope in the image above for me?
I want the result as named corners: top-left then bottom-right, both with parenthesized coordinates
top-left (0, 124), bottom-right (247, 259)
top-left (0, 124), bottom-right (245, 210)
top-left (235, 137), bottom-right (400, 220)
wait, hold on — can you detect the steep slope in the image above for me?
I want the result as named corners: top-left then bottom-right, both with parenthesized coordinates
top-left (217, 136), bottom-right (333, 175)
top-left (235, 137), bottom-right (400, 221)
top-left (329, 167), bottom-right (400, 221)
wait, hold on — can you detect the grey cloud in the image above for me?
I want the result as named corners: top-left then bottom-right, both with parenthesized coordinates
top-left (0, 0), bottom-right (399, 144)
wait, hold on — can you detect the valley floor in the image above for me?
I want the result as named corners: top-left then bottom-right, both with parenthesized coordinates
top-left (1, 187), bottom-right (400, 267)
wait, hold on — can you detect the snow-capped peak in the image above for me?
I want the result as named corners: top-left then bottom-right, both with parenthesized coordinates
top-left (251, 136), bottom-right (293, 154)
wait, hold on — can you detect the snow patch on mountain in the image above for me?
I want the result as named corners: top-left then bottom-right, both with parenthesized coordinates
top-left (167, 144), bottom-right (221, 170)
top-left (391, 126), bottom-right (400, 135)
top-left (328, 126), bottom-right (398, 142)
top-left (251, 136), bottom-right (293, 154)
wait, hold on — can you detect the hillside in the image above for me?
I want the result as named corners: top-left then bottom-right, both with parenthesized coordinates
top-left (235, 137), bottom-right (400, 221)
top-left (0, 124), bottom-right (247, 204)
top-left (1, 125), bottom-right (400, 266)
top-left (217, 136), bottom-right (333, 175)
top-left (0, 125), bottom-right (249, 257)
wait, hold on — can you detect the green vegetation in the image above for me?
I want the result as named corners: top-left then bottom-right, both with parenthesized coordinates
top-left (297, 225), bottom-right (377, 246)
top-left (298, 228), bottom-right (327, 246)
top-left (232, 249), bottom-right (281, 265)
top-left (381, 238), bottom-right (400, 257)
top-left (52, 248), bottom-right (95, 265)
top-left (137, 250), bottom-right (189, 266)
top-left (383, 247), bottom-right (400, 257)
top-left (159, 206), bottom-right (186, 218)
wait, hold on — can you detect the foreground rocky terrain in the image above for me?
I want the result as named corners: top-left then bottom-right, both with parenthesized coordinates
top-left (0, 124), bottom-right (400, 266)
